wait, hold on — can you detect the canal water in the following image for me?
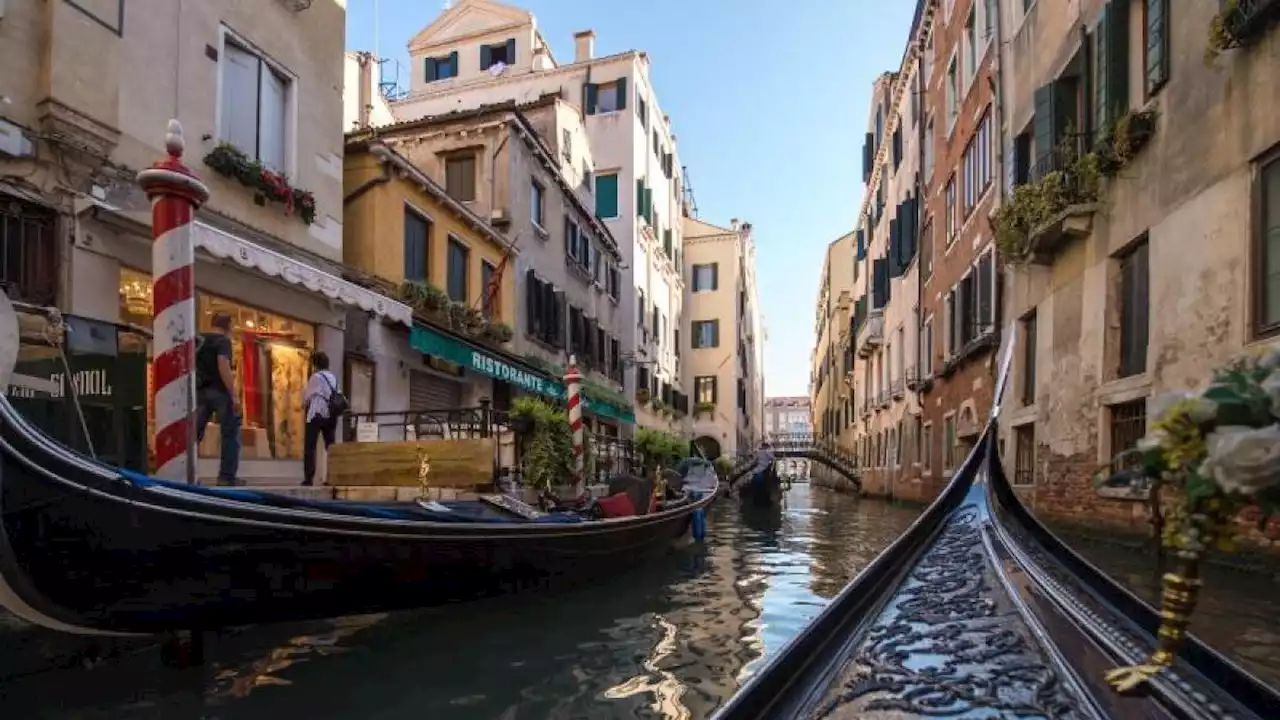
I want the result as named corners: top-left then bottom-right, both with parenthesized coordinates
top-left (0, 486), bottom-right (920, 719)
top-left (1, 486), bottom-right (1278, 719)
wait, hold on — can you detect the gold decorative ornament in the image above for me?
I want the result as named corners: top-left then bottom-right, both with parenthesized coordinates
top-left (416, 448), bottom-right (431, 501)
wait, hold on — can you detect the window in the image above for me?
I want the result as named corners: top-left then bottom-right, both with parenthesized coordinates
top-left (220, 38), bottom-right (290, 172)
top-left (922, 422), bottom-right (933, 473)
top-left (946, 55), bottom-right (958, 128)
top-left (943, 290), bottom-right (956, 356)
top-left (0, 196), bottom-right (58, 305)
top-left (943, 415), bottom-right (957, 470)
top-left (964, 8), bottom-right (976, 86)
top-left (595, 173), bottom-right (619, 219)
top-left (481, 261), bottom-right (498, 318)
top-left (480, 39), bottom-right (515, 69)
top-left (1117, 238), bottom-right (1150, 378)
top-left (692, 320), bottom-right (720, 349)
top-left (692, 263), bottom-right (718, 292)
top-left (975, 250), bottom-right (995, 331)
top-left (587, 79), bottom-right (627, 114)
top-left (637, 94), bottom-right (648, 127)
top-left (606, 265), bottom-right (620, 301)
top-left (921, 315), bottom-right (934, 375)
top-left (1093, 2), bottom-right (1130, 137)
top-left (1258, 152), bottom-right (1280, 335)
top-left (1109, 399), bottom-right (1148, 473)
top-left (1144, 0), bottom-right (1170, 97)
top-left (1021, 311), bottom-right (1037, 406)
top-left (920, 220), bottom-right (934, 281)
top-left (424, 52), bottom-right (458, 82)
top-left (445, 155), bottom-right (477, 201)
top-left (562, 129), bottom-right (573, 163)
top-left (945, 175), bottom-right (957, 242)
top-left (403, 208), bottom-right (430, 282)
top-left (923, 117), bottom-right (935, 182)
top-left (984, 0), bottom-right (998, 40)
top-left (531, 180), bottom-right (545, 229)
top-left (694, 376), bottom-right (717, 404)
top-left (446, 237), bottom-right (468, 302)
top-left (1013, 425), bottom-right (1035, 486)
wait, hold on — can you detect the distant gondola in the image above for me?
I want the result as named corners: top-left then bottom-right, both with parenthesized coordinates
top-left (0, 298), bottom-right (715, 637)
top-left (714, 327), bottom-right (1280, 720)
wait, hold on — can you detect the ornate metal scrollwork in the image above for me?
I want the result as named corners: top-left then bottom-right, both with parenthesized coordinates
top-left (808, 507), bottom-right (1081, 719)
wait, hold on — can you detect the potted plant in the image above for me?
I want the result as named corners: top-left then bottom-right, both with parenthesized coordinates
top-left (398, 281), bottom-right (449, 314)
top-left (509, 396), bottom-right (574, 499)
top-left (694, 401), bottom-right (716, 419)
top-left (635, 387), bottom-right (651, 406)
top-left (1096, 346), bottom-right (1280, 693)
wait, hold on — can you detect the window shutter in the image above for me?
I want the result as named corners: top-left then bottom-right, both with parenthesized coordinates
top-left (595, 173), bottom-right (618, 218)
top-left (1145, 0), bottom-right (1169, 94)
top-left (711, 263), bottom-right (719, 290)
top-left (1032, 83), bottom-right (1055, 172)
top-left (553, 290), bottom-right (567, 347)
top-left (525, 270), bottom-right (539, 334)
top-left (712, 322), bottom-right (720, 347)
top-left (856, 228), bottom-right (866, 260)
top-left (585, 83), bottom-right (598, 115)
top-left (635, 178), bottom-right (644, 217)
top-left (862, 133), bottom-right (874, 182)
top-left (449, 51), bottom-right (459, 76)
top-left (616, 77), bottom-right (628, 111)
top-left (892, 126), bottom-right (903, 169)
top-left (221, 44), bottom-right (260, 156)
top-left (480, 45), bottom-right (492, 70)
top-left (888, 218), bottom-right (903, 277)
top-left (643, 187), bottom-right (653, 224)
top-left (872, 258), bottom-right (888, 307)
top-left (1104, 0), bottom-right (1130, 125)
top-left (977, 255), bottom-right (992, 327)
top-left (425, 57), bottom-right (438, 82)
top-left (505, 38), bottom-right (516, 64)
top-left (564, 214), bottom-right (573, 258)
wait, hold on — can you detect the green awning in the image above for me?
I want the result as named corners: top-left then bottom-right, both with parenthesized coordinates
top-left (409, 324), bottom-right (635, 424)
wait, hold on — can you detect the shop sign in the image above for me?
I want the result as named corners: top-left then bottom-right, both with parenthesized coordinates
top-left (7, 355), bottom-right (144, 403)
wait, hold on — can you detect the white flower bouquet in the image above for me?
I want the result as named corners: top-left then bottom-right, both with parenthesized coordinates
top-left (1099, 345), bottom-right (1280, 694)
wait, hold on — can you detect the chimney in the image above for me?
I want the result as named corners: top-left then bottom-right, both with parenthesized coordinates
top-left (356, 52), bottom-right (374, 129)
top-left (574, 30), bottom-right (595, 62)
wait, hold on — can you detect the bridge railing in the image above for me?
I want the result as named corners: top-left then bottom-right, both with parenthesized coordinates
top-left (765, 433), bottom-right (860, 475)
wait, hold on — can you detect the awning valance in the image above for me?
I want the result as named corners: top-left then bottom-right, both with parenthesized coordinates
top-left (409, 324), bottom-right (635, 424)
top-left (191, 222), bottom-right (413, 327)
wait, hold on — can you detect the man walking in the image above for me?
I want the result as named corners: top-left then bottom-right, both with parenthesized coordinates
top-left (195, 313), bottom-right (241, 486)
top-left (302, 351), bottom-right (340, 486)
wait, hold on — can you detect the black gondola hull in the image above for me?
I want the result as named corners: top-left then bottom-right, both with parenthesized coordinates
top-left (0, 400), bottom-right (713, 636)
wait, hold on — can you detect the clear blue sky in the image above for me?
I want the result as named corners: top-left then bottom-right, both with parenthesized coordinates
top-left (347, 0), bottom-right (918, 397)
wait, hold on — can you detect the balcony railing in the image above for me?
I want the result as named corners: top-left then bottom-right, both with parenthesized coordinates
top-left (856, 309), bottom-right (884, 358)
top-left (1224, 0), bottom-right (1280, 43)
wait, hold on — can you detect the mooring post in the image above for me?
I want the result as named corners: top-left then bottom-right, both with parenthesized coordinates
top-left (136, 120), bottom-right (210, 484)
top-left (563, 356), bottom-right (584, 490)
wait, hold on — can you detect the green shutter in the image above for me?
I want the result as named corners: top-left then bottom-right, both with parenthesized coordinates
top-left (635, 178), bottom-right (644, 217)
top-left (425, 57), bottom-right (438, 82)
top-left (585, 83), bottom-right (598, 115)
top-left (480, 44), bottom-right (492, 70)
top-left (595, 174), bottom-right (618, 218)
top-left (1104, 0), bottom-right (1130, 125)
top-left (616, 77), bottom-right (628, 111)
top-left (644, 187), bottom-right (653, 224)
top-left (448, 51), bottom-right (459, 78)
top-left (1144, 0), bottom-right (1169, 95)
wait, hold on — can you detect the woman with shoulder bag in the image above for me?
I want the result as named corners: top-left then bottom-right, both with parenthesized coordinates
top-left (302, 351), bottom-right (348, 486)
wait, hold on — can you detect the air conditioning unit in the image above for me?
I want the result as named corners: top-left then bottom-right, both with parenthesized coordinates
top-left (490, 207), bottom-right (511, 227)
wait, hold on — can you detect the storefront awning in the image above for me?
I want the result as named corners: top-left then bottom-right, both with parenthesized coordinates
top-left (409, 324), bottom-right (636, 424)
top-left (192, 223), bottom-right (413, 327)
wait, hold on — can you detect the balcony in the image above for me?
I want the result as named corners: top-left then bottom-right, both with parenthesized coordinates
top-left (905, 366), bottom-right (933, 392)
top-left (891, 377), bottom-right (905, 399)
top-left (856, 309), bottom-right (884, 358)
top-left (877, 391), bottom-right (890, 410)
top-left (1221, 0), bottom-right (1280, 46)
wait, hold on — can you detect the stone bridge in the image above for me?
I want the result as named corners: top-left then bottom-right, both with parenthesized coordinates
top-left (732, 434), bottom-right (860, 489)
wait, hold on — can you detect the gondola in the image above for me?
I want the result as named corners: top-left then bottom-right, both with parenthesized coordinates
top-left (737, 463), bottom-right (783, 509)
top-left (0, 298), bottom-right (715, 637)
top-left (715, 327), bottom-right (1280, 720)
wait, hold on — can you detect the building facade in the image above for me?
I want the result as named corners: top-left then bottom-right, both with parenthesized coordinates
top-left (850, 60), bottom-right (926, 501)
top-left (765, 395), bottom-right (813, 477)
top-left (995, 0), bottom-right (1280, 540)
top-left (808, 232), bottom-right (858, 487)
top-left (382, 0), bottom-right (690, 434)
top-left (1, 0), bottom-right (411, 483)
top-left (344, 96), bottom-right (636, 432)
top-left (683, 217), bottom-right (765, 461)
top-left (916, 0), bottom-right (1001, 499)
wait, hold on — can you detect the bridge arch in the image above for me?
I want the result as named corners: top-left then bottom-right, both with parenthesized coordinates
top-left (694, 435), bottom-right (722, 461)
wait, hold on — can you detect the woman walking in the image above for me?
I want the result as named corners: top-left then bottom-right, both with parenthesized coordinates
top-left (302, 352), bottom-right (342, 486)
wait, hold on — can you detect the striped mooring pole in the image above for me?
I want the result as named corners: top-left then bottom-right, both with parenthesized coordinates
top-left (564, 356), bottom-right (584, 485)
top-left (137, 120), bottom-right (210, 483)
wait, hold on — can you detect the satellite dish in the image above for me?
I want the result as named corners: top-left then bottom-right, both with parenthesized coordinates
top-left (488, 61), bottom-right (507, 77)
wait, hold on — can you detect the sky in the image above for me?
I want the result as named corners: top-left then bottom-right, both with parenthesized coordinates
top-left (346, 0), bottom-right (919, 397)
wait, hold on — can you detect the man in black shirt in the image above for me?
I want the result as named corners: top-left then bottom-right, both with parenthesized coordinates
top-left (195, 312), bottom-right (241, 485)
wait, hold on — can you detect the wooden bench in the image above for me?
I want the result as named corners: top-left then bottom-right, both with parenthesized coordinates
top-left (327, 437), bottom-right (495, 489)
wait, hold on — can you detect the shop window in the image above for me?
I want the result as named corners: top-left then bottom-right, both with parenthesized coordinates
top-left (120, 268), bottom-right (316, 463)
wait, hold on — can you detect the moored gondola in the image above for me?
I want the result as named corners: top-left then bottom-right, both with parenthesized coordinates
top-left (714, 327), bottom-right (1280, 720)
top-left (0, 297), bottom-right (715, 637)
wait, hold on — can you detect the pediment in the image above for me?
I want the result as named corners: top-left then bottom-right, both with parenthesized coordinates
top-left (408, 0), bottom-right (532, 52)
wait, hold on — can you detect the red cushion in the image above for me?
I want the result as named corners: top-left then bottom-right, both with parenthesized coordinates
top-left (596, 492), bottom-right (636, 518)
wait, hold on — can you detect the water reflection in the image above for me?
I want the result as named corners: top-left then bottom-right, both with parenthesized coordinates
top-left (0, 486), bottom-right (920, 719)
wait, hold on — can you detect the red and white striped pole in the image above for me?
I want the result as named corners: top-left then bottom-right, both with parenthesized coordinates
top-left (564, 357), bottom-right (584, 486)
top-left (137, 120), bottom-right (209, 483)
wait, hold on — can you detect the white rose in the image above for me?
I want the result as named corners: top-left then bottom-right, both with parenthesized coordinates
top-left (1261, 370), bottom-right (1280, 420)
top-left (1258, 344), bottom-right (1280, 372)
top-left (1198, 425), bottom-right (1280, 496)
